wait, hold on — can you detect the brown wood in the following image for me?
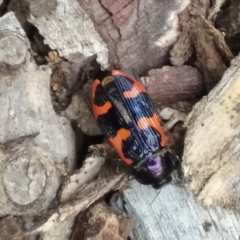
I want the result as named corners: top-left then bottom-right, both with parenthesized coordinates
top-left (78, 0), bottom-right (190, 74)
top-left (170, 1), bottom-right (234, 91)
top-left (141, 65), bottom-right (204, 103)
top-left (8, 0), bottom-right (190, 75)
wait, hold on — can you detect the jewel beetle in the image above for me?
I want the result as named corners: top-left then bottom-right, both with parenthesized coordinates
top-left (91, 69), bottom-right (180, 189)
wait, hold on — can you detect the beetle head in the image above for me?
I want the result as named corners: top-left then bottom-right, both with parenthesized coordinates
top-left (132, 151), bottom-right (181, 187)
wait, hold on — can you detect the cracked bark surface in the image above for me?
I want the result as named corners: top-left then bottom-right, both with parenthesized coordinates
top-left (8, 0), bottom-right (109, 68)
top-left (79, 0), bottom-right (190, 74)
top-left (0, 146), bottom-right (61, 216)
top-left (8, 0), bottom-right (190, 74)
top-left (0, 12), bottom-right (75, 239)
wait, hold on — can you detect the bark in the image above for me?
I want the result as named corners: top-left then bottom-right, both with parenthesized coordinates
top-left (8, 0), bottom-right (190, 75)
top-left (141, 66), bottom-right (204, 103)
top-left (8, 0), bottom-right (109, 68)
top-left (2, 0), bottom-right (240, 239)
top-left (29, 168), bottom-right (126, 236)
top-left (0, 12), bottom-right (75, 217)
top-left (78, 0), bottom-right (190, 74)
top-left (183, 53), bottom-right (240, 212)
top-left (170, 1), bottom-right (234, 91)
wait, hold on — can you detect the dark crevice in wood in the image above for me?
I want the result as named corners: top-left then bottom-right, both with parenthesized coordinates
top-left (98, 0), bottom-right (113, 16)
top-left (215, 0), bottom-right (240, 56)
top-left (5, 2), bottom-right (55, 65)
top-left (0, 0), bottom-right (11, 17)
top-left (75, 131), bottom-right (104, 169)
top-left (24, 21), bottom-right (51, 59)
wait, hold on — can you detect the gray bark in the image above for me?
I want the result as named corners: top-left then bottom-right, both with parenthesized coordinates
top-left (0, 12), bottom-right (75, 217)
top-left (124, 181), bottom-right (240, 240)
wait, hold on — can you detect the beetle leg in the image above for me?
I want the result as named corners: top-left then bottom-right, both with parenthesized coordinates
top-left (152, 175), bottom-right (172, 189)
top-left (88, 143), bottom-right (116, 157)
top-left (172, 167), bottom-right (191, 185)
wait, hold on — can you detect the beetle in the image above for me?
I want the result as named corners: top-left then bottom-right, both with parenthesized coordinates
top-left (91, 69), bottom-right (181, 189)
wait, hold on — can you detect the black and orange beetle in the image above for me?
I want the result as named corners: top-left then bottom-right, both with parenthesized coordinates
top-left (91, 69), bottom-right (180, 189)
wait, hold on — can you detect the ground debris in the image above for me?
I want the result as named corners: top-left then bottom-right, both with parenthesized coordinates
top-left (71, 203), bottom-right (133, 240)
top-left (170, 1), bottom-right (234, 91)
top-left (0, 216), bottom-right (25, 240)
top-left (215, 0), bottom-right (240, 55)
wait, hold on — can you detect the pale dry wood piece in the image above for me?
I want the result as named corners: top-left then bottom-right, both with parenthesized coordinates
top-left (42, 156), bottom-right (105, 240)
top-left (0, 12), bottom-right (75, 217)
top-left (124, 180), bottom-right (240, 240)
top-left (0, 12), bottom-right (75, 169)
top-left (28, 172), bottom-right (126, 236)
top-left (42, 219), bottom-right (75, 240)
top-left (61, 157), bottom-right (106, 202)
top-left (159, 107), bottom-right (187, 132)
top-left (9, 0), bottom-right (109, 68)
top-left (0, 146), bottom-right (61, 216)
top-left (183, 54), bottom-right (240, 211)
top-left (169, 32), bottom-right (194, 66)
top-left (0, 11), bottom-right (77, 240)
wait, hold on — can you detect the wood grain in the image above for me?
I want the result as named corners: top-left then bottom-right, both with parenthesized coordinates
top-left (124, 180), bottom-right (240, 240)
